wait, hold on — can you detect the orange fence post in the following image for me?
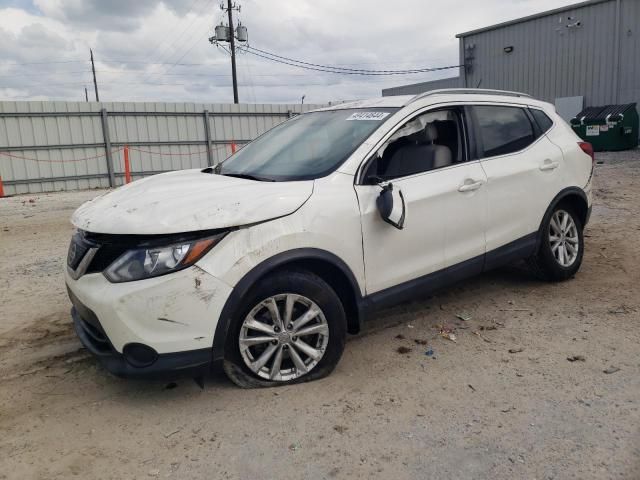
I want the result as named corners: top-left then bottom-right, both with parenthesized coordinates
top-left (0, 176), bottom-right (4, 198)
top-left (124, 145), bottom-right (131, 184)
top-left (231, 142), bottom-right (237, 154)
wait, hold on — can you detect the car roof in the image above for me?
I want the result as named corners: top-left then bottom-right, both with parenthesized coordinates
top-left (314, 89), bottom-right (551, 112)
top-left (312, 96), bottom-right (414, 111)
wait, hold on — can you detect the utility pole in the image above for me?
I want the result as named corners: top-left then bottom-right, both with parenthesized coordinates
top-left (84, 87), bottom-right (89, 102)
top-left (209, 2), bottom-right (247, 103)
top-left (90, 48), bottom-right (100, 102)
top-left (227, 0), bottom-right (239, 103)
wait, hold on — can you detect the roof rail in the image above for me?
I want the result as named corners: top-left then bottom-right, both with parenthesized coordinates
top-left (406, 88), bottom-right (532, 105)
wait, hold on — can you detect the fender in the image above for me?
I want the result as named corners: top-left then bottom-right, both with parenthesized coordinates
top-left (211, 248), bottom-right (364, 364)
top-left (535, 186), bottom-right (589, 249)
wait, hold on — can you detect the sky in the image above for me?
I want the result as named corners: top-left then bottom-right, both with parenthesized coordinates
top-left (0, 0), bottom-right (583, 104)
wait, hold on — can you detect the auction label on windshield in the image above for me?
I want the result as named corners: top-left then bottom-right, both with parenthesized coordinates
top-left (346, 112), bottom-right (391, 121)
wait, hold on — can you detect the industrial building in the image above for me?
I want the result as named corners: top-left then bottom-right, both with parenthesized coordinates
top-left (383, 0), bottom-right (639, 122)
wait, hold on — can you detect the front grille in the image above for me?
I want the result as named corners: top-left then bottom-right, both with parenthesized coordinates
top-left (70, 228), bottom-right (227, 277)
top-left (67, 231), bottom-right (127, 276)
top-left (86, 244), bottom-right (129, 274)
top-left (67, 233), bottom-right (91, 270)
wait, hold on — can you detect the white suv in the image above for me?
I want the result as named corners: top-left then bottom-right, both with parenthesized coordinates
top-left (66, 89), bottom-right (594, 387)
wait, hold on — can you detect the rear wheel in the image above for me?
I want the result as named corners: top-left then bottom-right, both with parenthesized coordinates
top-left (223, 269), bottom-right (346, 388)
top-left (528, 204), bottom-right (584, 281)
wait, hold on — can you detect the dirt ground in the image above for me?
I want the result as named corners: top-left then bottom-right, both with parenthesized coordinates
top-left (1, 151), bottom-right (639, 480)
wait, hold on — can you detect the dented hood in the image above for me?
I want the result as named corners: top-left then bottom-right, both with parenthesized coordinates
top-left (71, 169), bottom-right (313, 234)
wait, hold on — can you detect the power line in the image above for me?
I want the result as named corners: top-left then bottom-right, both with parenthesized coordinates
top-left (0, 60), bottom-right (85, 66)
top-left (244, 48), bottom-right (462, 76)
top-left (139, 0), bottom-right (214, 83)
top-left (151, 26), bottom-right (213, 78)
top-left (141, 0), bottom-right (208, 63)
top-left (245, 45), bottom-right (462, 74)
top-left (0, 70), bottom-right (91, 78)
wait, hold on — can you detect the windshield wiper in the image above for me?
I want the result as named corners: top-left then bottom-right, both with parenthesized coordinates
top-left (201, 166), bottom-right (275, 182)
top-left (219, 172), bottom-right (276, 182)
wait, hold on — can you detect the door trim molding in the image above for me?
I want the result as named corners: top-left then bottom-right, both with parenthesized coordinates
top-left (361, 232), bottom-right (537, 315)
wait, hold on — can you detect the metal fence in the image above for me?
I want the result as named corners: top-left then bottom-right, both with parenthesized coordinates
top-left (0, 101), bottom-right (324, 195)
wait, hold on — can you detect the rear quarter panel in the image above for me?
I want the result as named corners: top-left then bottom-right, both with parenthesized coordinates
top-left (538, 105), bottom-right (594, 206)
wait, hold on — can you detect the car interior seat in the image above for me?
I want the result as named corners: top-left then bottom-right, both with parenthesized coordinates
top-left (432, 119), bottom-right (459, 163)
top-left (382, 123), bottom-right (452, 178)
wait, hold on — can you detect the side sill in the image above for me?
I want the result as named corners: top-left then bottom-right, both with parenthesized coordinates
top-left (360, 232), bottom-right (538, 316)
top-left (361, 255), bottom-right (484, 314)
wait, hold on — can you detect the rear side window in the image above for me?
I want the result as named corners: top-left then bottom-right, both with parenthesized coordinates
top-left (530, 108), bottom-right (554, 133)
top-left (474, 106), bottom-right (536, 157)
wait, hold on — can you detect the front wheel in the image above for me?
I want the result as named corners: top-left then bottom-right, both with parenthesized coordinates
top-left (223, 269), bottom-right (346, 388)
top-left (527, 204), bottom-right (584, 281)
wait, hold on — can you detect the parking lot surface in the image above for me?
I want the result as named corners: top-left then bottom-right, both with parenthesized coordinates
top-left (1, 151), bottom-right (639, 479)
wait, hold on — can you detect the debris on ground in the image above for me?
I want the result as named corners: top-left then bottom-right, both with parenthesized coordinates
top-left (501, 406), bottom-right (514, 413)
top-left (567, 355), bottom-right (586, 362)
top-left (288, 443), bottom-right (301, 452)
top-left (333, 425), bottom-right (348, 434)
top-left (608, 305), bottom-right (633, 314)
top-left (394, 334), bottom-right (406, 340)
top-left (407, 324), bottom-right (415, 329)
top-left (473, 331), bottom-right (492, 343)
top-left (164, 429), bottom-right (181, 438)
top-left (425, 348), bottom-right (434, 357)
top-left (437, 324), bottom-right (457, 342)
top-left (455, 312), bottom-right (472, 322)
top-left (164, 382), bottom-right (178, 390)
top-left (147, 469), bottom-right (160, 477)
top-left (508, 347), bottom-right (524, 354)
top-left (603, 366), bottom-right (620, 374)
top-left (468, 384), bottom-right (476, 392)
top-left (396, 346), bottom-right (412, 354)
top-left (479, 325), bottom-right (497, 331)
top-left (413, 338), bottom-right (428, 345)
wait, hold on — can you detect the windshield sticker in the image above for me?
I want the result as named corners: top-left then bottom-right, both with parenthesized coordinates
top-left (346, 112), bottom-right (391, 121)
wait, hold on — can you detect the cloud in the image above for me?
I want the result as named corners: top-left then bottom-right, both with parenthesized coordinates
top-left (1, 0), bottom-right (580, 103)
top-left (32, 0), bottom-right (199, 32)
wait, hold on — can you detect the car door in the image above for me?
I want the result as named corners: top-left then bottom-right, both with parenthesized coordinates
top-left (470, 104), bottom-right (565, 265)
top-left (354, 106), bottom-right (488, 296)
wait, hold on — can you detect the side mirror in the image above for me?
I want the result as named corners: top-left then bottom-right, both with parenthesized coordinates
top-left (376, 182), bottom-right (406, 229)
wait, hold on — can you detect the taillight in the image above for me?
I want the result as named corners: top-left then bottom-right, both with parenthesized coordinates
top-left (578, 142), bottom-right (595, 164)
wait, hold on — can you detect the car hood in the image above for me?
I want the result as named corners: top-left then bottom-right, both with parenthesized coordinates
top-left (71, 169), bottom-right (314, 234)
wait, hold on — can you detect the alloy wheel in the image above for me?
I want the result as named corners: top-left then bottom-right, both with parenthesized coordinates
top-left (549, 209), bottom-right (579, 267)
top-left (238, 293), bottom-right (329, 381)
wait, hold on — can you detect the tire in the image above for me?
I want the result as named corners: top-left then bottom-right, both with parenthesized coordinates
top-left (223, 269), bottom-right (346, 388)
top-left (527, 203), bottom-right (584, 281)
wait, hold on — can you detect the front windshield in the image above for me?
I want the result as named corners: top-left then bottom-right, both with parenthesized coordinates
top-left (217, 108), bottom-right (397, 181)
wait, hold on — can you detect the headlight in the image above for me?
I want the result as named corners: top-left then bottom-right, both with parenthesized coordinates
top-left (104, 233), bottom-right (226, 283)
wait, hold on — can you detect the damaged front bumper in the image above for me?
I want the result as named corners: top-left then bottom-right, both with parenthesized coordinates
top-left (65, 263), bottom-right (233, 378)
top-left (71, 305), bottom-right (211, 378)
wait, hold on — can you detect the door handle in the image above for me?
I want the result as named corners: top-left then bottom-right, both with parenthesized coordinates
top-left (539, 159), bottom-right (560, 171)
top-left (458, 179), bottom-right (484, 192)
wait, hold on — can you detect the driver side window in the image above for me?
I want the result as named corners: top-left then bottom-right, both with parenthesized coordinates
top-left (364, 108), bottom-right (465, 183)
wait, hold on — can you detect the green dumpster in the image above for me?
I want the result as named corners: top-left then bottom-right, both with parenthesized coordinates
top-left (570, 103), bottom-right (638, 151)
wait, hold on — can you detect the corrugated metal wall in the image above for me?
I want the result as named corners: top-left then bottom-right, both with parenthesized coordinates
top-left (0, 102), bottom-right (323, 195)
top-left (619, 0), bottom-right (640, 109)
top-left (384, 0), bottom-right (639, 118)
top-left (381, 75), bottom-right (461, 96)
top-left (461, 0), bottom-right (623, 106)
